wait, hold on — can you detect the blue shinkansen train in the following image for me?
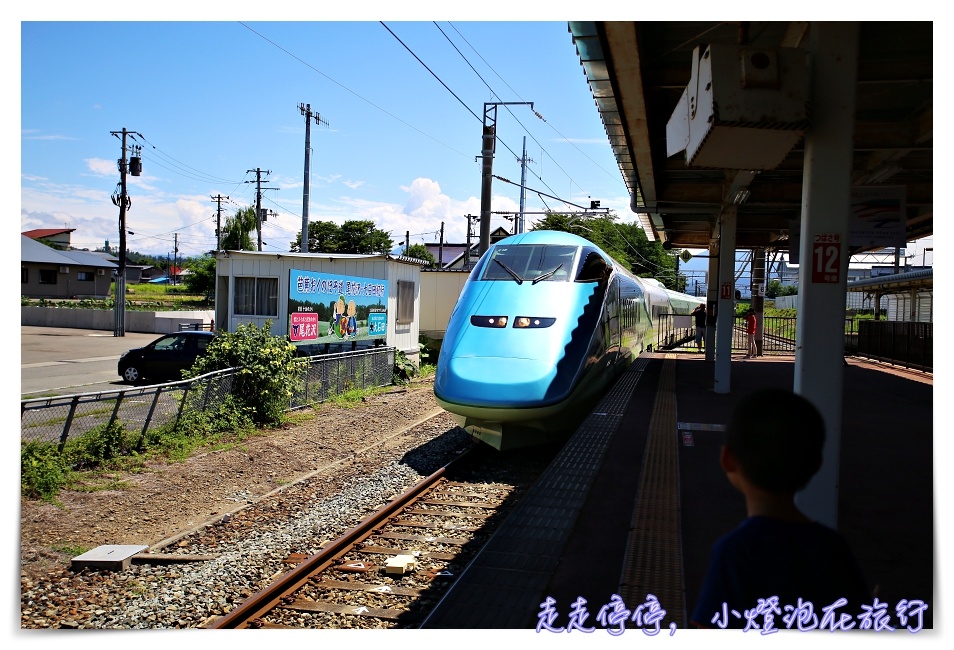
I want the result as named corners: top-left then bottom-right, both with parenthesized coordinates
top-left (433, 230), bottom-right (704, 451)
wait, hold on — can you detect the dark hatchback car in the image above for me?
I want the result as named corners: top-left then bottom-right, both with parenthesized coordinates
top-left (118, 331), bottom-right (215, 384)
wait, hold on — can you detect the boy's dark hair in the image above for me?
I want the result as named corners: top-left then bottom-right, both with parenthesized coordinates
top-left (725, 389), bottom-right (825, 493)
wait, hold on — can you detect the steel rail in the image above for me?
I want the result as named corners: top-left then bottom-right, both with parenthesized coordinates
top-left (207, 444), bottom-right (475, 629)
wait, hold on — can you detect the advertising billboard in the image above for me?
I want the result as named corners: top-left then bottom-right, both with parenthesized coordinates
top-left (288, 269), bottom-right (388, 343)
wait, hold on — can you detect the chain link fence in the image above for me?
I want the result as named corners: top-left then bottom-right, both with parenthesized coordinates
top-left (21, 347), bottom-right (397, 448)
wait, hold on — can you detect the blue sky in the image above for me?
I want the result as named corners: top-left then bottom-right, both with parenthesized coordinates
top-left (16, 8), bottom-right (939, 281)
top-left (20, 18), bottom-right (634, 261)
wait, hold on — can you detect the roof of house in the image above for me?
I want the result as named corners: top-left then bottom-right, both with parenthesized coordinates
top-left (424, 243), bottom-right (477, 267)
top-left (22, 228), bottom-right (76, 239)
top-left (21, 235), bottom-right (117, 268)
top-left (217, 249), bottom-right (426, 267)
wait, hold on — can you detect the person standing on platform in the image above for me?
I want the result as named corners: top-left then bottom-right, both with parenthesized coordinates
top-left (744, 308), bottom-right (758, 358)
top-left (693, 304), bottom-right (707, 352)
top-left (690, 389), bottom-right (869, 629)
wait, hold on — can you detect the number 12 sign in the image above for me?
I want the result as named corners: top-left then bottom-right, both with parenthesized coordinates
top-left (812, 233), bottom-right (841, 283)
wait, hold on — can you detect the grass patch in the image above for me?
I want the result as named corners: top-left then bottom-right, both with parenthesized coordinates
top-left (418, 363), bottom-right (436, 379)
top-left (283, 410), bottom-right (316, 426)
top-left (67, 472), bottom-right (132, 493)
top-left (328, 385), bottom-right (383, 408)
top-left (22, 396), bottom-right (256, 501)
top-left (50, 544), bottom-right (91, 557)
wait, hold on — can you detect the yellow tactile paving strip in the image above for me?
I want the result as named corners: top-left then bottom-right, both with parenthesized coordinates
top-left (617, 354), bottom-right (686, 628)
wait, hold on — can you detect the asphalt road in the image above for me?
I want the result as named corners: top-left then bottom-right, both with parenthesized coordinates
top-left (20, 326), bottom-right (161, 398)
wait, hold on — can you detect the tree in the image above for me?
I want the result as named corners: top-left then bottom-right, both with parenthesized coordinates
top-left (337, 220), bottom-right (393, 254)
top-left (220, 206), bottom-right (257, 251)
top-left (404, 243), bottom-right (435, 267)
top-left (530, 212), bottom-right (680, 289)
top-left (766, 279), bottom-right (798, 298)
top-left (288, 219), bottom-right (394, 254)
top-left (184, 255), bottom-right (216, 296)
top-left (290, 220), bottom-right (341, 253)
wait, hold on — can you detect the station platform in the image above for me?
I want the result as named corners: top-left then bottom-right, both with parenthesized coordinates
top-left (421, 351), bottom-right (934, 631)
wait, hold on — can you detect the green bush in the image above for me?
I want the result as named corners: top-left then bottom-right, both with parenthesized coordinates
top-left (185, 321), bottom-right (308, 425)
top-left (66, 420), bottom-right (134, 469)
top-left (21, 442), bottom-right (70, 502)
top-left (143, 395), bottom-right (254, 460)
top-left (418, 334), bottom-right (441, 365)
top-left (393, 349), bottom-right (419, 384)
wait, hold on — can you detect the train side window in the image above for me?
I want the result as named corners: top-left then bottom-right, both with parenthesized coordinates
top-left (576, 249), bottom-right (608, 283)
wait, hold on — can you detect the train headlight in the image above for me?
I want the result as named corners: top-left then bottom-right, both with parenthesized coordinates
top-left (513, 316), bottom-right (556, 329)
top-left (471, 315), bottom-right (508, 328)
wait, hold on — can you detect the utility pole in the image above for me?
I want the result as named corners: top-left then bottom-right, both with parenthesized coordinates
top-left (465, 214), bottom-right (474, 268)
top-left (405, 231), bottom-right (410, 255)
top-left (439, 221), bottom-right (444, 269)
top-left (246, 168), bottom-right (273, 251)
top-left (173, 234), bottom-right (179, 286)
top-left (517, 136), bottom-right (533, 235)
top-left (299, 103), bottom-right (328, 252)
top-left (110, 128), bottom-right (143, 337)
top-left (211, 194), bottom-right (228, 251)
top-left (478, 102), bottom-right (533, 255)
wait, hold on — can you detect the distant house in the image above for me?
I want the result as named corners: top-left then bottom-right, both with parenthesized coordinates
top-left (424, 242), bottom-right (477, 269)
top-left (21, 235), bottom-right (117, 299)
top-left (22, 228), bottom-right (75, 251)
top-left (137, 266), bottom-right (164, 283)
top-left (423, 227), bottom-right (511, 269)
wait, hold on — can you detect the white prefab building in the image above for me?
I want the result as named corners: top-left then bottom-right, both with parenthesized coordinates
top-left (214, 250), bottom-right (425, 362)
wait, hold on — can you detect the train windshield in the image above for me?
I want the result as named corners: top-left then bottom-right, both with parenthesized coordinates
top-left (480, 244), bottom-right (577, 284)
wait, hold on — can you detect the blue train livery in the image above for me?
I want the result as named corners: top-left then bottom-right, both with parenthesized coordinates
top-left (434, 230), bottom-right (703, 450)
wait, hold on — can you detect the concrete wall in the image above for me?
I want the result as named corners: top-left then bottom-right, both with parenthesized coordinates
top-left (419, 269), bottom-right (470, 339)
top-left (21, 307), bottom-right (214, 334)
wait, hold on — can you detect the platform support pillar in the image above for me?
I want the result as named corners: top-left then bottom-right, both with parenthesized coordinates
top-left (713, 206), bottom-right (737, 394)
top-left (794, 22), bottom-right (858, 529)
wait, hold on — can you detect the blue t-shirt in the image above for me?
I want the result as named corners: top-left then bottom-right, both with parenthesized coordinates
top-left (691, 516), bottom-right (869, 628)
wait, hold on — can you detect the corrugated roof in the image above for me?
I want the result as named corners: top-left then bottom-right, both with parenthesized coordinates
top-left (217, 250), bottom-right (424, 267)
top-left (21, 235), bottom-right (116, 268)
top-left (22, 228), bottom-right (76, 239)
top-left (847, 268), bottom-right (932, 293)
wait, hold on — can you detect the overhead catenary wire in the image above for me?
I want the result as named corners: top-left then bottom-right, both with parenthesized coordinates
top-left (443, 22), bottom-right (625, 199)
top-left (240, 21), bottom-right (471, 160)
top-left (240, 21), bottom-right (621, 241)
top-left (380, 21), bottom-right (600, 214)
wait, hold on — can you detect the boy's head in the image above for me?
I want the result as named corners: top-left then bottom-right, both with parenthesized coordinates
top-left (723, 389), bottom-right (825, 493)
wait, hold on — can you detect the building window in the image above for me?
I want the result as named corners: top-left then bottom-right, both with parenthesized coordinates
top-left (396, 280), bottom-right (414, 324)
top-left (39, 269), bottom-right (57, 285)
top-left (21, 267), bottom-right (27, 283)
top-left (234, 276), bottom-right (278, 316)
top-left (77, 271), bottom-right (94, 282)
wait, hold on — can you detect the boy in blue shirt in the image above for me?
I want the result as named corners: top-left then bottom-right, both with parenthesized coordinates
top-left (690, 389), bottom-right (869, 629)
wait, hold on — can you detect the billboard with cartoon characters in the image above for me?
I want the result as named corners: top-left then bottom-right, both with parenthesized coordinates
top-left (288, 269), bottom-right (388, 343)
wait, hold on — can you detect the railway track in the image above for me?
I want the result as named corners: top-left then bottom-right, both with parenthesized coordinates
top-left (205, 443), bottom-right (555, 629)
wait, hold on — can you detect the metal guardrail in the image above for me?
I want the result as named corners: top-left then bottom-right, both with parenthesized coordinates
top-left (658, 314), bottom-right (932, 370)
top-left (854, 320), bottom-right (932, 371)
top-left (178, 322), bottom-right (214, 331)
top-left (656, 314), bottom-right (799, 354)
top-left (20, 347), bottom-right (397, 447)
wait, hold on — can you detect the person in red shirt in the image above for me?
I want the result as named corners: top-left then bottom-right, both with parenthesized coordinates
top-left (744, 308), bottom-right (758, 358)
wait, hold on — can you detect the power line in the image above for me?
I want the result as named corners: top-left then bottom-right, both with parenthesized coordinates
top-left (239, 21), bottom-right (471, 159)
top-left (382, 22), bottom-right (482, 123)
top-left (443, 22), bottom-right (623, 201)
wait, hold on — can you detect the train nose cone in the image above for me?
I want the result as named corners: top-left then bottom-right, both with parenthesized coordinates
top-left (436, 356), bottom-right (558, 407)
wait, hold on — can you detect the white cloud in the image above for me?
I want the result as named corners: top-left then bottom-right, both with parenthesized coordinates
top-left (85, 158), bottom-right (116, 176)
